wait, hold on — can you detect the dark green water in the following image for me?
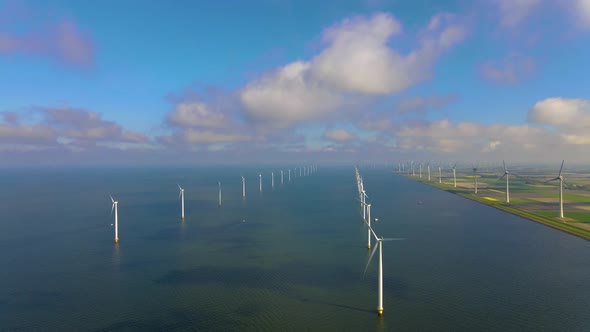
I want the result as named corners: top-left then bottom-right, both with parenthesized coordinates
top-left (0, 167), bottom-right (588, 331)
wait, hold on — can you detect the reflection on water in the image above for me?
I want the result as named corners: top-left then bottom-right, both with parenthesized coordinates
top-left (0, 167), bottom-right (588, 330)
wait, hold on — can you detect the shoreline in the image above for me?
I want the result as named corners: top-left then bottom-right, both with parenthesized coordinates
top-left (399, 173), bottom-right (590, 241)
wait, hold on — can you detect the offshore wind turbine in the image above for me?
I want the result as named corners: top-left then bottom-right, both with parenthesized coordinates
top-left (364, 225), bottom-right (404, 316)
top-left (366, 203), bottom-right (372, 249)
top-left (427, 162), bottom-right (431, 181)
top-left (110, 194), bottom-right (119, 243)
top-left (271, 172), bottom-right (274, 189)
top-left (218, 181), bottom-right (222, 207)
top-left (546, 160), bottom-right (566, 218)
top-left (438, 163), bottom-right (442, 183)
top-left (241, 176), bottom-right (246, 198)
top-left (419, 163), bottom-right (422, 178)
top-left (178, 184), bottom-right (185, 220)
top-left (289, 169), bottom-right (291, 182)
top-left (411, 161), bottom-right (415, 176)
top-left (500, 160), bottom-right (510, 203)
top-left (281, 170), bottom-right (284, 184)
top-left (259, 174), bottom-right (262, 192)
top-left (472, 165), bottom-right (479, 194)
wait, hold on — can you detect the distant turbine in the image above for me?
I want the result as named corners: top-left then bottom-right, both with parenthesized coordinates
top-left (452, 163), bottom-right (457, 188)
top-left (367, 203), bottom-right (372, 249)
top-left (427, 162), bottom-right (431, 181)
top-left (412, 161), bottom-right (415, 176)
top-left (364, 225), bottom-right (404, 316)
top-left (281, 170), bottom-right (284, 185)
top-left (419, 163), bottom-right (422, 178)
top-left (289, 169), bottom-right (291, 182)
top-left (500, 160), bottom-right (510, 203)
top-left (259, 174), bottom-right (262, 192)
top-left (546, 160), bottom-right (566, 218)
top-left (218, 181), bottom-right (222, 207)
top-left (472, 165), bottom-right (478, 194)
top-left (178, 184), bottom-right (185, 220)
top-left (241, 176), bottom-right (246, 198)
top-left (271, 172), bottom-right (274, 189)
top-left (438, 164), bottom-right (442, 184)
top-left (110, 194), bottom-right (119, 243)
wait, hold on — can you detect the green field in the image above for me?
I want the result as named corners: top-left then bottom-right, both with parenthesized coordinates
top-left (400, 168), bottom-right (590, 240)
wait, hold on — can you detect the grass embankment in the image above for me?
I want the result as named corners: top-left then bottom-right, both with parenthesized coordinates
top-left (404, 175), bottom-right (590, 240)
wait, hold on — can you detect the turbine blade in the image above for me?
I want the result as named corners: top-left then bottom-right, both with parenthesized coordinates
top-left (381, 238), bottom-right (405, 241)
top-left (562, 179), bottom-right (570, 189)
top-left (544, 177), bottom-right (560, 183)
top-left (109, 193), bottom-right (114, 203)
top-left (177, 184), bottom-right (182, 190)
top-left (111, 203), bottom-right (114, 215)
top-left (503, 160), bottom-right (506, 172)
top-left (452, 162), bottom-right (457, 169)
top-left (367, 224), bottom-right (379, 241)
top-left (558, 160), bottom-right (564, 177)
top-left (363, 244), bottom-right (379, 278)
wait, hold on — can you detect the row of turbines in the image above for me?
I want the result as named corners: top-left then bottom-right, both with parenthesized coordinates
top-left (354, 166), bottom-right (403, 316)
top-left (108, 165), bottom-right (318, 244)
top-left (399, 160), bottom-right (569, 219)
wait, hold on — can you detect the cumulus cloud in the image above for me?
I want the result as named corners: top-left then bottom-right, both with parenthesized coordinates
top-left (324, 129), bottom-right (357, 142)
top-left (528, 97), bottom-right (590, 129)
top-left (240, 12), bottom-right (466, 128)
top-left (480, 54), bottom-right (536, 84)
top-left (0, 19), bottom-right (94, 66)
top-left (167, 102), bottom-right (229, 129)
top-left (395, 94), bottom-right (458, 113)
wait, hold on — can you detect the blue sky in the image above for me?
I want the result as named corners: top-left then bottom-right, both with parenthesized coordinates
top-left (1, 0), bottom-right (590, 165)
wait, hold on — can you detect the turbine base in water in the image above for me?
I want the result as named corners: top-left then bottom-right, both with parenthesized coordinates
top-left (377, 307), bottom-right (383, 316)
top-left (114, 238), bottom-right (119, 244)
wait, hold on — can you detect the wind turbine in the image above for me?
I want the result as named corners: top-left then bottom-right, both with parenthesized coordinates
top-left (110, 194), bottom-right (119, 243)
top-left (364, 224), bottom-right (404, 316)
top-left (452, 163), bottom-right (457, 188)
top-left (218, 181), bottom-right (222, 207)
top-left (500, 160), bottom-right (510, 203)
top-left (547, 160), bottom-right (566, 218)
top-left (419, 163), bottom-right (422, 178)
top-left (289, 169), bottom-right (291, 182)
top-left (259, 174), bottom-right (262, 192)
top-left (411, 161), bottom-right (415, 176)
top-left (178, 184), bottom-right (185, 219)
top-left (472, 165), bottom-right (479, 194)
top-left (281, 170), bottom-right (284, 184)
top-left (427, 162), bottom-right (431, 181)
top-left (366, 203), bottom-right (372, 249)
top-left (241, 176), bottom-right (246, 198)
top-left (438, 163), bottom-right (442, 184)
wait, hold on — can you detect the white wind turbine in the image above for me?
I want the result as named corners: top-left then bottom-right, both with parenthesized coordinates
top-left (427, 162), bottom-right (431, 181)
top-left (411, 161), bottom-right (415, 176)
top-left (110, 194), bottom-right (119, 243)
top-left (364, 224), bottom-right (404, 316)
top-left (419, 163), bottom-right (422, 178)
top-left (288, 169), bottom-right (291, 182)
top-left (500, 160), bottom-right (510, 203)
top-left (452, 163), bottom-right (457, 188)
top-left (472, 165), bottom-right (479, 194)
top-left (281, 170), bottom-right (284, 184)
top-left (546, 160), bottom-right (567, 219)
top-left (178, 184), bottom-right (185, 220)
top-left (259, 174), bottom-right (262, 192)
top-left (241, 176), bottom-right (246, 198)
top-left (438, 163), bottom-right (442, 184)
top-left (218, 181), bottom-right (222, 207)
top-left (271, 172), bottom-right (274, 189)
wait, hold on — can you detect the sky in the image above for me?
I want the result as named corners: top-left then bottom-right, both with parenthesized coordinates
top-left (1, 0), bottom-right (590, 166)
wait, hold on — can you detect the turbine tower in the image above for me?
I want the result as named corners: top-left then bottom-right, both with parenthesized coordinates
top-left (110, 194), bottom-right (119, 243)
top-left (438, 164), bottom-right (442, 184)
top-left (178, 184), bottom-right (185, 219)
top-left (289, 169), bottom-right (291, 182)
top-left (419, 163), bottom-right (422, 178)
top-left (218, 181), bottom-right (222, 207)
top-left (281, 170), bottom-right (284, 184)
top-left (367, 203), bottom-right (372, 249)
top-left (452, 163), bottom-right (457, 188)
top-left (364, 225), bottom-right (403, 316)
top-left (241, 176), bottom-right (246, 198)
top-left (411, 161), bottom-right (415, 176)
top-left (259, 174), bottom-right (262, 192)
top-left (472, 165), bottom-right (479, 194)
top-left (427, 162), bottom-right (431, 181)
top-left (500, 160), bottom-right (510, 203)
top-left (547, 160), bottom-right (566, 218)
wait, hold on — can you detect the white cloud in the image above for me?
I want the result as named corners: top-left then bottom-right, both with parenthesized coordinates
top-left (324, 129), bottom-right (357, 142)
top-left (576, 0), bottom-right (590, 27)
top-left (167, 102), bottom-right (228, 129)
top-left (240, 12), bottom-right (466, 128)
top-left (528, 97), bottom-right (590, 129)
